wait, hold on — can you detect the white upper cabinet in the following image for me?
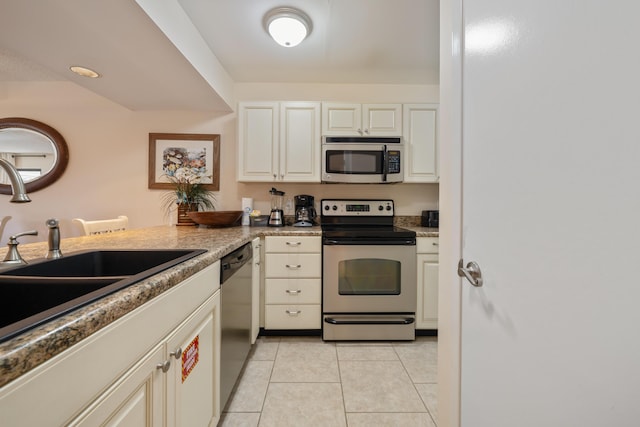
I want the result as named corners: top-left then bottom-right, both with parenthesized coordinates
top-left (279, 102), bottom-right (322, 182)
top-left (238, 101), bottom-right (321, 182)
top-left (403, 103), bottom-right (439, 183)
top-left (322, 103), bottom-right (402, 136)
top-left (237, 101), bottom-right (279, 182)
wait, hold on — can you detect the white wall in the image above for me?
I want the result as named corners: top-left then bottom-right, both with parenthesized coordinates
top-left (0, 81), bottom-right (439, 245)
top-left (0, 81), bottom-right (234, 242)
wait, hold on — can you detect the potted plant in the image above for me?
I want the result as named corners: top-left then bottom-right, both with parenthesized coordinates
top-left (161, 167), bottom-right (215, 225)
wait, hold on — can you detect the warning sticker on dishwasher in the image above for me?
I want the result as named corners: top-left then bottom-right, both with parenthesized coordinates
top-left (182, 335), bottom-right (199, 383)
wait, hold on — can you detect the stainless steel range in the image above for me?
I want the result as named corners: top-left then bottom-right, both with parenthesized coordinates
top-left (321, 199), bottom-right (417, 341)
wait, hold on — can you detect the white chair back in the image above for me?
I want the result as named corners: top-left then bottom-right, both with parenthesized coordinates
top-left (73, 215), bottom-right (128, 236)
top-left (0, 216), bottom-right (11, 242)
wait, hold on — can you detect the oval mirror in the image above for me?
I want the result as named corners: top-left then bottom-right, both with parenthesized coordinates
top-left (0, 118), bottom-right (69, 194)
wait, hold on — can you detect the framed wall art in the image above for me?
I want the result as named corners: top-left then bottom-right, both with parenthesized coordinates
top-left (148, 133), bottom-right (220, 191)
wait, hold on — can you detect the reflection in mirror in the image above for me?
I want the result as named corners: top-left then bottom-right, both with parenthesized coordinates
top-left (0, 128), bottom-right (55, 184)
top-left (0, 118), bottom-right (69, 194)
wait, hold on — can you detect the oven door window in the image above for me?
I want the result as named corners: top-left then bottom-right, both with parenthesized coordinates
top-left (325, 150), bottom-right (383, 175)
top-left (338, 258), bottom-right (401, 295)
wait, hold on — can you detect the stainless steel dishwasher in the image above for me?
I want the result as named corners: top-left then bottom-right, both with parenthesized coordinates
top-left (219, 242), bottom-right (253, 410)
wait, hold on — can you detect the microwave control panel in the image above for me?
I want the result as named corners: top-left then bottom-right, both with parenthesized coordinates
top-left (387, 150), bottom-right (401, 174)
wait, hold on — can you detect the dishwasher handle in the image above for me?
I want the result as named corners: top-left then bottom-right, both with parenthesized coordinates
top-left (220, 243), bottom-right (253, 283)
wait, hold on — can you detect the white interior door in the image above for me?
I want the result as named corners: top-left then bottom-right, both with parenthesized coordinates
top-left (458, 1), bottom-right (640, 425)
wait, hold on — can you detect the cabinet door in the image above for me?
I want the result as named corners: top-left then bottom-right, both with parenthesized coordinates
top-left (363, 104), bottom-right (402, 136)
top-left (416, 254), bottom-right (439, 329)
top-left (279, 102), bottom-right (321, 182)
top-left (403, 103), bottom-right (439, 183)
top-left (322, 102), bottom-right (362, 135)
top-left (166, 292), bottom-right (221, 427)
top-left (68, 345), bottom-right (164, 427)
top-left (238, 102), bottom-right (279, 181)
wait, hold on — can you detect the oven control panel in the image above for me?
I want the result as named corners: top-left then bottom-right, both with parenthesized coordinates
top-left (321, 199), bottom-right (394, 216)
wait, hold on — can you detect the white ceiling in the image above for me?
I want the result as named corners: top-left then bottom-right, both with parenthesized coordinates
top-left (0, 0), bottom-right (439, 111)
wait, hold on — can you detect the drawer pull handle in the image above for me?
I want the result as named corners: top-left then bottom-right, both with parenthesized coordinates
top-left (286, 289), bottom-right (301, 294)
top-left (286, 264), bottom-right (301, 269)
top-left (432, 242), bottom-right (439, 246)
top-left (286, 241), bottom-right (301, 246)
top-left (286, 310), bottom-right (301, 316)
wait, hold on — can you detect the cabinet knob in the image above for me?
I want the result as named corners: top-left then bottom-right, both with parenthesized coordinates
top-left (156, 360), bottom-right (171, 373)
top-left (170, 347), bottom-right (183, 359)
top-left (364, 128), bottom-right (370, 134)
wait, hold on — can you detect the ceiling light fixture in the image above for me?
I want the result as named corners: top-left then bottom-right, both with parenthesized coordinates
top-left (263, 7), bottom-right (312, 48)
top-left (69, 66), bottom-right (100, 78)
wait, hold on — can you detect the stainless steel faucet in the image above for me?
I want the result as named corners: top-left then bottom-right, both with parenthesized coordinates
top-left (0, 159), bottom-right (31, 203)
top-left (1, 230), bottom-right (38, 267)
top-left (45, 218), bottom-right (63, 259)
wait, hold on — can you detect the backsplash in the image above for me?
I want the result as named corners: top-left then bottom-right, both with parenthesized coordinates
top-left (232, 183), bottom-right (439, 219)
top-left (394, 216), bottom-right (422, 227)
top-left (269, 215), bottom-right (423, 227)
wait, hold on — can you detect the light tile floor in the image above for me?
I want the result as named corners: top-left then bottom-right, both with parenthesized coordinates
top-left (219, 336), bottom-right (438, 427)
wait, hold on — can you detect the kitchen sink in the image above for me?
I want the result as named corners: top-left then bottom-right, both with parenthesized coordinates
top-left (0, 249), bottom-right (207, 343)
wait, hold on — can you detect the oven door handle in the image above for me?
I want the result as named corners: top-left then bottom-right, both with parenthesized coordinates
top-left (324, 317), bottom-right (415, 325)
top-left (323, 238), bottom-right (416, 245)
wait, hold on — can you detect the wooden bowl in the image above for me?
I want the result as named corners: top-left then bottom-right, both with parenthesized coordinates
top-left (187, 211), bottom-right (243, 227)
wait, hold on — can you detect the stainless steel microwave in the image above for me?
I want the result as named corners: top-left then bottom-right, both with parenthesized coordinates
top-left (321, 136), bottom-right (404, 183)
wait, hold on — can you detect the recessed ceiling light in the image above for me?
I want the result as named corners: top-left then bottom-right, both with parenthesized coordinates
top-left (69, 66), bottom-right (100, 78)
top-left (263, 7), bottom-right (313, 48)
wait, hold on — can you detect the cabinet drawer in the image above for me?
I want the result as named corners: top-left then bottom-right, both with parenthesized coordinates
top-left (265, 279), bottom-right (321, 304)
top-left (265, 254), bottom-right (321, 277)
top-left (265, 236), bottom-right (321, 253)
top-left (417, 237), bottom-right (439, 254)
top-left (264, 305), bottom-right (321, 329)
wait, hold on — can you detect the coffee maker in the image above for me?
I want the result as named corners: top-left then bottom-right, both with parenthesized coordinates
top-left (268, 187), bottom-right (285, 227)
top-left (293, 195), bottom-right (317, 227)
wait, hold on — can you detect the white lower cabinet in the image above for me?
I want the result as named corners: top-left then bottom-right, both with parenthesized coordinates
top-left (165, 291), bottom-right (220, 427)
top-left (70, 290), bottom-right (221, 427)
top-left (68, 343), bottom-right (164, 426)
top-left (251, 237), bottom-right (261, 344)
top-left (264, 236), bottom-right (321, 330)
top-left (417, 237), bottom-right (439, 329)
top-left (0, 262), bottom-right (221, 427)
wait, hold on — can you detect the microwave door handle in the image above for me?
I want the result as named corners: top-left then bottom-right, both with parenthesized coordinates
top-left (382, 145), bottom-right (388, 182)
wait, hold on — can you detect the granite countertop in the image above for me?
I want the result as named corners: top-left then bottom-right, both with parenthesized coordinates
top-left (0, 223), bottom-right (437, 387)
